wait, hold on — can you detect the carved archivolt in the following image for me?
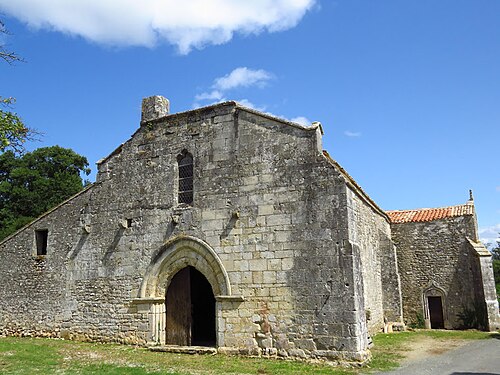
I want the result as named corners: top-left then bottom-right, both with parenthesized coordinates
top-left (138, 235), bottom-right (231, 299)
top-left (421, 280), bottom-right (447, 321)
top-left (422, 280), bottom-right (447, 298)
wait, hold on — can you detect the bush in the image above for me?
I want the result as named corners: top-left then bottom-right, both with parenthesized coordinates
top-left (457, 300), bottom-right (487, 330)
top-left (409, 312), bottom-right (425, 329)
top-left (493, 259), bottom-right (500, 305)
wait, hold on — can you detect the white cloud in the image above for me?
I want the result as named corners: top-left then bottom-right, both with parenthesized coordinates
top-left (0, 0), bottom-right (316, 53)
top-left (236, 99), bottom-right (266, 112)
top-left (194, 90), bottom-right (224, 102)
top-left (344, 130), bottom-right (361, 137)
top-left (290, 116), bottom-right (311, 126)
top-left (344, 130), bottom-right (361, 138)
top-left (213, 67), bottom-right (273, 91)
top-left (193, 67), bottom-right (310, 126)
top-left (479, 224), bottom-right (500, 249)
top-left (194, 67), bottom-right (272, 108)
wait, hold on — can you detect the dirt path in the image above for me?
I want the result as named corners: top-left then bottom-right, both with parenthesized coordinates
top-left (377, 338), bottom-right (500, 375)
top-left (398, 336), bottom-right (469, 363)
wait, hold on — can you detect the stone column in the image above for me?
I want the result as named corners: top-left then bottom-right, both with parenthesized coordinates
top-left (132, 297), bottom-right (166, 345)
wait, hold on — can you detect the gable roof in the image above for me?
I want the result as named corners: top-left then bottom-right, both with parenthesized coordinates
top-left (322, 150), bottom-right (390, 222)
top-left (0, 184), bottom-right (94, 247)
top-left (97, 100), bottom-right (323, 167)
top-left (386, 202), bottom-right (474, 224)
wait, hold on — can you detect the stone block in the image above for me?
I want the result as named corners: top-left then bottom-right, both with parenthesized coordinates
top-left (262, 271), bottom-right (276, 284)
top-left (266, 214), bottom-right (292, 227)
top-left (214, 114), bottom-right (233, 123)
top-left (248, 259), bottom-right (267, 271)
top-left (258, 205), bottom-right (274, 216)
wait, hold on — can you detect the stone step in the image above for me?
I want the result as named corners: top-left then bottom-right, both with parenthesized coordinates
top-left (148, 345), bottom-right (217, 355)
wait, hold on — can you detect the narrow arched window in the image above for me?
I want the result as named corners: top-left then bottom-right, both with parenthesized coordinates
top-left (178, 151), bottom-right (193, 205)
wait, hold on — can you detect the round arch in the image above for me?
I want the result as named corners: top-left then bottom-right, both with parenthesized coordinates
top-left (139, 235), bottom-right (231, 299)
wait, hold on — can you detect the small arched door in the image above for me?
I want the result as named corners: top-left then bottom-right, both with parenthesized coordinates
top-left (428, 296), bottom-right (444, 329)
top-left (165, 266), bottom-right (216, 346)
top-left (423, 284), bottom-right (446, 329)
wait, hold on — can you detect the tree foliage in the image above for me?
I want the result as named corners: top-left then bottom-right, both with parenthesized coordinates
top-left (0, 20), bottom-right (34, 153)
top-left (0, 146), bottom-right (91, 240)
top-left (0, 20), bottom-right (24, 64)
top-left (491, 237), bottom-right (500, 261)
top-left (0, 97), bottom-right (31, 152)
top-left (492, 236), bottom-right (500, 303)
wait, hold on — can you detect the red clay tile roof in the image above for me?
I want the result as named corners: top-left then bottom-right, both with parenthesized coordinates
top-left (386, 203), bottom-right (474, 224)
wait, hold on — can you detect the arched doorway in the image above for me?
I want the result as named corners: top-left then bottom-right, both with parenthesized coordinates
top-left (427, 296), bottom-right (444, 329)
top-left (165, 266), bottom-right (216, 346)
top-left (423, 283), bottom-right (447, 329)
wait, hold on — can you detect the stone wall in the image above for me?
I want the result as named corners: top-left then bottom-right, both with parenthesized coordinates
top-left (0, 99), bottom-right (378, 362)
top-left (465, 239), bottom-right (500, 331)
top-left (346, 187), bottom-right (402, 333)
top-left (391, 213), bottom-right (485, 329)
top-left (379, 231), bottom-right (403, 324)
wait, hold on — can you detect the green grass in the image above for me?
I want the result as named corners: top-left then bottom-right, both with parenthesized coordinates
top-left (412, 329), bottom-right (494, 340)
top-left (0, 337), bottom-right (353, 375)
top-left (0, 330), bottom-right (496, 375)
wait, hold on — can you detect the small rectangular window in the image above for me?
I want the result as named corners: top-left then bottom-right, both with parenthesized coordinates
top-left (35, 229), bottom-right (48, 256)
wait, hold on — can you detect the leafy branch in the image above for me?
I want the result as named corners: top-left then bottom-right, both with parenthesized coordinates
top-left (0, 20), bottom-right (24, 64)
top-left (0, 20), bottom-right (38, 153)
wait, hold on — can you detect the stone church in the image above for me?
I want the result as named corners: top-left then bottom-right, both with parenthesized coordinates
top-left (0, 96), bottom-right (498, 362)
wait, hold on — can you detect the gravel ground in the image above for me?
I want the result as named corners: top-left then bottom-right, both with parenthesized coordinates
top-left (377, 338), bottom-right (500, 375)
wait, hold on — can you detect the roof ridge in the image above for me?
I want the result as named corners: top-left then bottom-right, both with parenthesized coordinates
top-left (386, 201), bottom-right (474, 224)
top-left (386, 202), bottom-right (472, 213)
top-left (322, 150), bottom-right (389, 222)
top-left (97, 101), bottom-right (320, 168)
top-left (0, 184), bottom-right (94, 247)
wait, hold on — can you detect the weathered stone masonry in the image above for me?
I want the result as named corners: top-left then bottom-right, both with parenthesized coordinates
top-left (388, 202), bottom-right (500, 331)
top-left (0, 96), bottom-right (497, 363)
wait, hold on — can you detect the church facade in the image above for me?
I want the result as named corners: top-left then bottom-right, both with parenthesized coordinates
top-left (0, 96), bottom-right (497, 363)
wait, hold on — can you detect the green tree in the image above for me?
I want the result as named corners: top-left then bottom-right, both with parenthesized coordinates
top-left (1, 20), bottom-right (34, 153)
top-left (491, 236), bottom-right (500, 261)
top-left (0, 97), bottom-right (30, 152)
top-left (0, 146), bottom-right (91, 240)
top-left (492, 236), bottom-right (500, 304)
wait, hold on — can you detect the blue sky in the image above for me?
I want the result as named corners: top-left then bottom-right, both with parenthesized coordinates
top-left (1, 0), bottom-right (499, 245)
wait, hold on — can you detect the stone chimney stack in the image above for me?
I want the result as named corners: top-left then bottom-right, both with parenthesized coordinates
top-left (141, 95), bottom-right (170, 123)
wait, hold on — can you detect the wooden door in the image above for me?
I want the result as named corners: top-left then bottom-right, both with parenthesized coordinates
top-left (166, 267), bottom-right (191, 345)
top-left (428, 296), bottom-right (444, 329)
